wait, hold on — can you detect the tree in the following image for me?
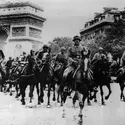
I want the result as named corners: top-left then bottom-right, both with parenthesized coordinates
top-left (87, 19), bottom-right (125, 58)
top-left (48, 37), bottom-right (73, 54)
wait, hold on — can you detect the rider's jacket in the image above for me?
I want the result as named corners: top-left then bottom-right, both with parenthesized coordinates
top-left (92, 52), bottom-right (106, 62)
top-left (21, 55), bottom-right (27, 62)
top-left (68, 45), bottom-right (83, 60)
top-left (37, 50), bottom-right (48, 60)
top-left (55, 53), bottom-right (67, 65)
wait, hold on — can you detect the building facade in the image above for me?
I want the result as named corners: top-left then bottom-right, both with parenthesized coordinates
top-left (80, 7), bottom-right (125, 45)
top-left (0, 2), bottom-right (46, 58)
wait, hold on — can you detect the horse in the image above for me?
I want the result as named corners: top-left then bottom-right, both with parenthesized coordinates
top-left (58, 52), bottom-right (92, 122)
top-left (116, 65), bottom-right (125, 101)
top-left (54, 62), bottom-right (66, 103)
top-left (15, 56), bottom-right (40, 105)
top-left (110, 57), bottom-right (120, 76)
top-left (91, 57), bottom-right (112, 105)
top-left (0, 63), bottom-right (6, 92)
top-left (5, 62), bottom-right (24, 96)
top-left (36, 52), bottom-right (55, 107)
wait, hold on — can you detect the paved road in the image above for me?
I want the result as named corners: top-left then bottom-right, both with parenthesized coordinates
top-left (0, 83), bottom-right (125, 125)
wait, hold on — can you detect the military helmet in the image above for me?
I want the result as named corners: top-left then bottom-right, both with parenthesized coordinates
top-left (73, 36), bottom-right (81, 41)
top-left (43, 44), bottom-right (49, 49)
top-left (60, 47), bottom-right (66, 51)
top-left (98, 47), bottom-right (103, 51)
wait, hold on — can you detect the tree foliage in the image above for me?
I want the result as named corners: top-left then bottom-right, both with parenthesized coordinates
top-left (86, 20), bottom-right (125, 58)
top-left (48, 37), bottom-right (73, 54)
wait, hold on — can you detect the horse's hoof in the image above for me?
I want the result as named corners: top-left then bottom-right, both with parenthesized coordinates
top-left (105, 96), bottom-right (109, 100)
top-left (15, 95), bottom-right (19, 98)
top-left (41, 99), bottom-right (44, 103)
top-left (53, 98), bottom-right (56, 101)
top-left (78, 114), bottom-right (83, 119)
top-left (60, 103), bottom-right (63, 106)
top-left (94, 99), bottom-right (97, 103)
top-left (78, 119), bottom-right (83, 125)
top-left (87, 102), bottom-right (91, 106)
top-left (123, 97), bottom-right (125, 102)
top-left (102, 102), bottom-right (105, 105)
top-left (57, 100), bottom-right (60, 103)
top-left (22, 101), bottom-right (25, 105)
top-left (47, 105), bottom-right (51, 108)
top-left (29, 101), bottom-right (32, 103)
top-left (62, 112), bottom-right (65, 118)
top-left (10, 93), bottom-right (12, 96)
top-left (38, 101), bottom-right (41, 105)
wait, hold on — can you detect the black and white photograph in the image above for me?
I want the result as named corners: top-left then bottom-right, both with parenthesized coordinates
top-left (0, 0), bottom-right (125, 125)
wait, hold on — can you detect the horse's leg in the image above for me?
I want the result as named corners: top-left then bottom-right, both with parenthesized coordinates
top-left (87, 91), bottom-right (91, 106)
top-left (2, 80), bottom-right (6, 92)
top-left (20, 84), bottom-right (26, 105)
top-left (47, 84), bottom-right (51, 107)
top-left (94, 92), bottom-right (97, 103)
top-left (100, 85), bottom-right (105, 105)
top-left (72, 92), bottom-right (78, 120)
top-left (52, 83), bottom-right (56, 101)
top-left (57, 87), bottom-right (60, 103)
top-left (105, 83), bottom-right (112, 100)
top-left (61, 91), bottom-right (68, 118)
top-left (73, 92), bottom-right (78, 108)
top-left (9, 83), bottom-right (13, 96)
top-left (39, 83), bottom-right (44, 103)
top-left (29, 84), bottom-right (35, 103)
top-left (77, 91), bottom-right (85, 123)
top-left (36, 83), bottom-right (40, 105)
top-left (0, 79), bottom-right (2, 92)
top-left (15, 83), bottom-right (19, 98)
top-left (119, 82), bottom-right (124, 101)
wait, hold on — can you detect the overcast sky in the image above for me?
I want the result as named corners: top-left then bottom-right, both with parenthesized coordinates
top-left (1, 0), bottom-right (125, 43)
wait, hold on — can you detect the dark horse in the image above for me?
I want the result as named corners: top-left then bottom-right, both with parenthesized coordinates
top-left (91, 57), bottom-right (112, 105)
top-left (5, 62), bottom-right (25, 96)
top-left (0, 63), bottom-right (6, 92)
top-left (54, 62), bottom-right (67, 103)
top-left (36, 52), bottom-right (55, 107)
top-left (116, 66), bottom-right (125, 101)
top-left (59, 52), bottom-right (92, 122)
top-left (16, 56), bottom-right (39, 105)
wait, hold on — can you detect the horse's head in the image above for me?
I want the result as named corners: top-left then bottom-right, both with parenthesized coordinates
top-left (80, 57), bottom-right (90, 78)
top-left (81, 49), bottom-right (90, 73)
top-left (42, 52), bottom-right (50, 64)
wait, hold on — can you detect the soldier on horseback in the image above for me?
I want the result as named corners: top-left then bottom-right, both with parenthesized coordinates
top-left (54, 47), bottom-right (68, 84)
top-left (92, 47), bottom-right (106, 63)
top-left (37, 45), bottom-right (50, 64)
top-left (63, 36), bottom-right (84, 80)
top-left (61, 35), bottom-right (91, 94)
top-left (55, 47), bottom-right (67, 68)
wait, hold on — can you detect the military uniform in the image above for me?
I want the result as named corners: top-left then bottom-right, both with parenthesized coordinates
top-left (63, 36), bottom-right (87, 78)
top-left (55, 47), bottom-right (67, 66)
top-left (37, 45), bottom-right (49, 63)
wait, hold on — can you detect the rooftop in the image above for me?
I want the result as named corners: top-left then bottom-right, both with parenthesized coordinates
top-left (80, 7), bottom-right (125, 33)
top-left (0, 1), bottom-right (44, 11)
